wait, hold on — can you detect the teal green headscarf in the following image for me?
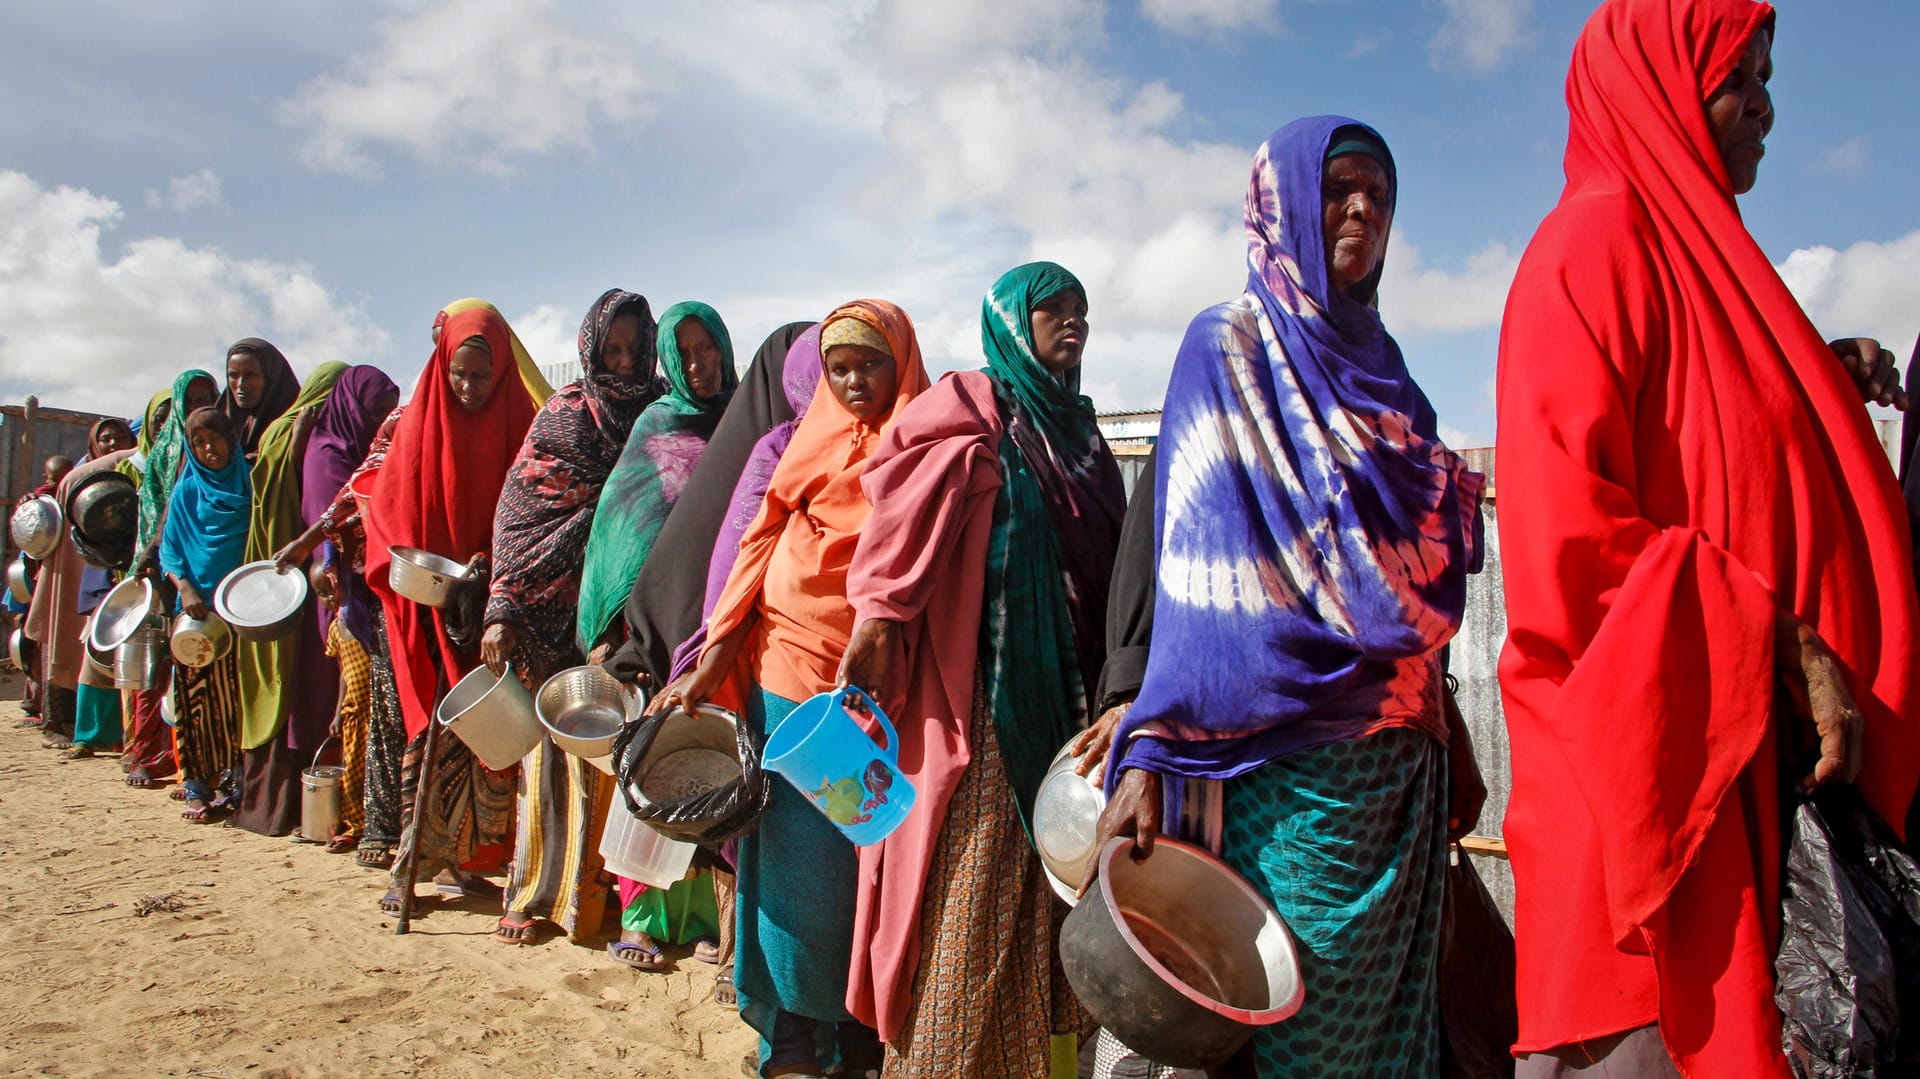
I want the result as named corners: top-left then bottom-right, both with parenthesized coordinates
top-left (574, 302), bottom-right (738, 653)
top-left (980, 260), bottom-right (1099, 464)
top-left (136, 368), bottom-right (217, 549)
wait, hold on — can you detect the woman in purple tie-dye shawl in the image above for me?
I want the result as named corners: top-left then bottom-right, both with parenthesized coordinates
top-left (1096, 116), bottom-right (1486, 1077)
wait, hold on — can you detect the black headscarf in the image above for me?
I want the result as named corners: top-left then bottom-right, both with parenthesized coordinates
top-left (1094, 447), bottom-right (1157, 714)
top-left (602, 321), bottom-right (815, 685)
top-left (218, 337), bottom-right (299, 458)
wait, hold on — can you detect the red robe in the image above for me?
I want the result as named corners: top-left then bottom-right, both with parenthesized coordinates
top-left (1495, 1), bottom-right (1920, 1074)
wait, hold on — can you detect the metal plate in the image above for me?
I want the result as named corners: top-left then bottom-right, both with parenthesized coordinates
top-left (214, 560), bottom-right (309, 629)
top-left (91, 576), bottom-right (157, 651)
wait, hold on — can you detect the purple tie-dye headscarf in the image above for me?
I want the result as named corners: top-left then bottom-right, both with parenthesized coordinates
top-left (1111, 116), bottom-right (1484, 783)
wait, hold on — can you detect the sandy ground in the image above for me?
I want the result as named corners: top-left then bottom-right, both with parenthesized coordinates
top-left (0, 676), bottom-right (756, 1079)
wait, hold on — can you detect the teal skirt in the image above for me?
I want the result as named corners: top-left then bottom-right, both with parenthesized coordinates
top-left (736, 687), bottom-right (860, 1035)
top-left (74, 683), bottom-right (123, 749)
top-left (1220, 726), bottom-right (1447, 1078)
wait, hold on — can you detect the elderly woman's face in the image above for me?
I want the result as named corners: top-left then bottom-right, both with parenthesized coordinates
top-left (824, 344), bottom-right (897, 424)
top-left (1323, 153), bottom-right (1393, 295)
top-left (1030, 290), bottom-right (1088, 376)
top-left (602, 312), bottom-right (651, 381)
top-left (1707, 29), bottom-right (1773, 195)
top-left (676, 319), bottom-right (725, 402)
top-left (448, 338), bottom-right (497, 413)
top-left (94, 423), bottom-right (132, 454)
top-left (226, 351), bottom-right (264, 408)
top-left (183, 376), bottom-right (218, 414)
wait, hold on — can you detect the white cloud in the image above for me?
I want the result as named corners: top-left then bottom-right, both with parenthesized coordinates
top-left (0, 170), bottom-right (389, 416)
top-left (1348, 31), bottom-right (1390, 58)
top-left (279, 0), bottom-right (651, 178)
top-left (1814, 135), bottom-right (1870, 176)
top-left (1429, 0), bottom-right (1532, 75)
top-left (1777, 230), bottom-right (1920, 355)
top-left (1378, 234), bottom-right (1521, 336)
top-left (143, 169), bottom-right (222, 212)
top-left (878, 0), bottom-right (1103, 65)
top-left (511, 302), bottom-right (580, 382)
top-left (1140, 0), bottom-right (1280, 35)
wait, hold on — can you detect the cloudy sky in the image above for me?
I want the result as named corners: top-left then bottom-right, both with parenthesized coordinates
top-left (3, 0), bottom-right (1915, 447)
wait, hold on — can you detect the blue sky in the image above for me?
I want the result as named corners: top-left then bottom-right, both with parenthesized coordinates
top-left (3, 0), bottom-right (1915, 448)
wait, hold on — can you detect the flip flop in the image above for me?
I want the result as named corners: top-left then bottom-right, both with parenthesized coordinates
top-left (606, 939), bottom-right (668, 972)
top-left (325, 835), bottom-right (359, 854)
top-left (713, 971), bottom-right (737, 1007)
top-left (355, 843), bottom-right (395, 869)
top-left (495, 915), bottom-right (538, 945)
top-left (182, 800), bottom-right (213, 824)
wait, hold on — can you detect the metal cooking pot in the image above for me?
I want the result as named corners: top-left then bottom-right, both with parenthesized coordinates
top-left (69, 526), bottom-right (132, 571)
top-left (436, 662), bottom-right (541, 770)
top-left (213, 560), bottom-right (308, 641)
top-left (536, 665), bottom-right (645, 775)
top-left (7, 559), bottom-right (30, 604)
top-left (65, 470), bottom-right (138, 552)
top-left (91, 576), bottom-right (160, 652)
top-left (8, 628), bottom-right (24, 671)
top-left (114, 619), bottom-right (167, 690)
top-left (387, 546), bottom-right (475, 609)
top-left (10, 496), bottom-right (62, 560)
top-left (1060, 837), bottom-right (1303, 1071)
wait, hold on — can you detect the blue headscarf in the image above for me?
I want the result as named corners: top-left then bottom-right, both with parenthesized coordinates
top-left (1111, 116), bottom-right (1484, 783)
top-left (159, 407), bottom-right (253, 608)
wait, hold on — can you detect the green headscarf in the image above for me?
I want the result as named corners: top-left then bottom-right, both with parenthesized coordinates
top-left (237, 361), bottom-right (344, 750)
top-left (574, 303), bottom-right (738, 653)
top-left (980, 260), bottom-right (1099, 463)
top-left (135, 369), bottom-right (216, 549)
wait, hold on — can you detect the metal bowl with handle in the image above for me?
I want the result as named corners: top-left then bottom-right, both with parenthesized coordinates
top-left (437, 662), bottom-right (541, 770)
top-left (213, 560), bottom-right (309, 641)
top-left (1061, 836), bottom-right (1304, 1070)
top-left (10, 495), bottom-right (62, 560)
top-left (387, 546), bottom-right (475, 609)
top-left (8, 628), bottom-right (24, 671)
top-left (7, 559), bottom-right (30, 604)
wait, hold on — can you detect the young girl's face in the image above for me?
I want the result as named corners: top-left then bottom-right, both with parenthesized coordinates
top-left (190, 428), bottom-right (232, 471)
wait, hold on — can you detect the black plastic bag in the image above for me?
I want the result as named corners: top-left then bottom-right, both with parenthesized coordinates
top-left (610, 706), bottom-right (769, 846)
top-left (1775, 788), bottom-right (1920, 1077)
top-left (1439, 845), bottom-right (1518, 1079)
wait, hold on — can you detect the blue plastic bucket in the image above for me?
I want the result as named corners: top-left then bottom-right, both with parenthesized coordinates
top-left (763, 686), bottom-right (916, 847)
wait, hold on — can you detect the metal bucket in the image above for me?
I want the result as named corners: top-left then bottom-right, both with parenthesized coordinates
top-left (301, 765), bottom-right (346, 844)
top-left (437, 662), bottom-right (540, 770)
top-left (114, 620), bottom-right (167, 690)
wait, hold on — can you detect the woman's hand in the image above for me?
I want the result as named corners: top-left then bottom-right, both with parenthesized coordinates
top-left (1080, 767), bottom-right (1161, 897)
top-left (1442, 681), bottom-right (1486, 843)
top-left (272, 522), bottom-right (325, 572)
top-left (1831, 338), bottom-right (1908, 411)
top-left (480, 621), bottom-right (517, 676)
top-left (1070, 701), bottom-right (1129, 788)
top-left (647, 652), bottom-right (728, 717)
top-left (179, 584), bottom-right (209, 621)
top-left (836, 619), bottom-right (900, 698)
top-left (1778, 611), bottom-right (1865, 794)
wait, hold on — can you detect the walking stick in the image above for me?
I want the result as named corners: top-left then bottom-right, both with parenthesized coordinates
top-left (392, 682), bottom-right (443, 936)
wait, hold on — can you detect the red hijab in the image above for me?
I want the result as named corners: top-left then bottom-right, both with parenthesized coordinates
top-left (365, 307), bottom-right (538, 738)
top-left (1496, 0), bottom-right (1919, 1071)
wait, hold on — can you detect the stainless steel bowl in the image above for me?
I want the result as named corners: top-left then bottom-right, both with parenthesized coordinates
top-left (536, 665), bottom-right (645, 775)
top-left (387, 546), bottom-right (474, 609)
top-left (8, 628), bottom-right (24, 671)
top-left (1061, 837), bottom-right (1303, 1070)
top-left (1033, 738), bottom-right (1110, 906)
top-left (114, 620), bottom-right (167, 690)
top-left (91, 576), bottom-right (159, 651)
top-left (7, 559), bottom-right (29, 604)
top-left (170, 610), bottom-right (232, 668)
top-left (85, 634), bottom-right (115, 679)
top-left (10, 495), bottom-right (62, 560)
top-left (213, 560), bottom-right (309, 640)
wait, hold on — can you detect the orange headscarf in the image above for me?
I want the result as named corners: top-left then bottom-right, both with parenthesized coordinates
top-left (701, 300), bottom-right (932, 703)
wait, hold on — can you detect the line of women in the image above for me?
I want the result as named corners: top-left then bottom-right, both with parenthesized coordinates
top-left (17, 2), bottom-right (1918, 1075)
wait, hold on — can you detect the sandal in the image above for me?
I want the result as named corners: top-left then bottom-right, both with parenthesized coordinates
top-left (606, 938), bottom-right (669, 972)
top-left (325, 834), bottom-right (359, 854)
top-left (692, 938), bottom-right (721, 964)
top-left (42, 735), bottom-right (73, 749)
top-left (355, 843), bottom-right (396, 870)
top-left (169, 787), bottom-right (189, 802)
top-left (378, 889), bottom-right (412, 917)
top-left (182, 798), bottom-right (213, 824)
top-left (495, 915), bottom-right (538, 945)
top-left (713, 970), bottom-right (738, 1007)
top-left (16, 715), bottom-right (43, 729)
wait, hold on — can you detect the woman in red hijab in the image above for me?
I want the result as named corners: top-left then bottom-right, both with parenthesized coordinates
top-left (364, 305), bottom-right (539, 918)
top-left (1496, 1), bottom-right (1918, 1074)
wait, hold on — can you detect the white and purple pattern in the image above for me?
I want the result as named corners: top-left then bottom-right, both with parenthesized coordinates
top-left (1112, 116), bottom-right (1484, 783)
